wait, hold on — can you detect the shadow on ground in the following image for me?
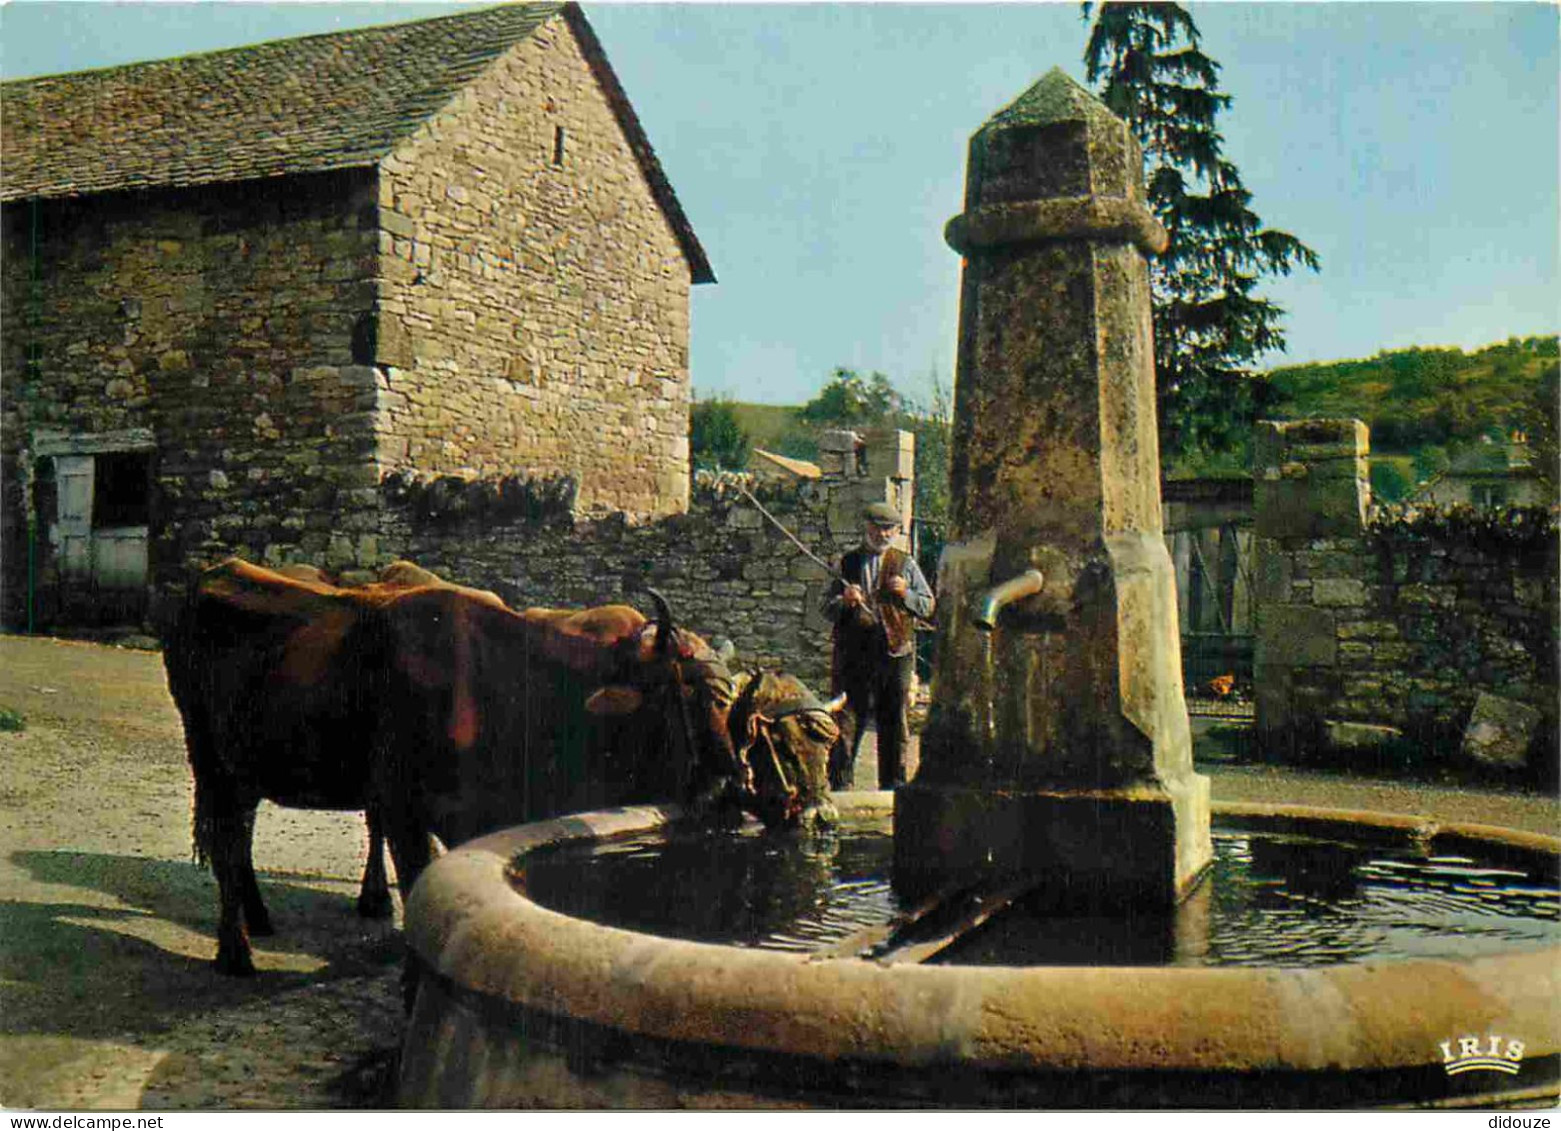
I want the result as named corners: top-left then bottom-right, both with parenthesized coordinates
top-left (1, 850), bottom-right (404, 1109)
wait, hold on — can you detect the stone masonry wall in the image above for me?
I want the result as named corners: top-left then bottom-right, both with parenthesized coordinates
top-left (377, 479), bottom-right (837, 693)
top-left (370, 428), bottom-right (918, 693)
top-left (1254, 419), bottom-right (1557, 769)
top-left (2, 15), bottom-right (705, 630)
top-left (370, 12), bottom-right (694, 518)
top-left (0, 171), bottom-right (382, 622)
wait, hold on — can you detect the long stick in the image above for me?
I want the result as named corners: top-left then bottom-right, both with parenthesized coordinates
top-left (737, 484), bottom-right (845, 582)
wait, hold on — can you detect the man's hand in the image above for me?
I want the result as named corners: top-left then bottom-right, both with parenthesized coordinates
top-left (842, 583), bottom-right (867, 608)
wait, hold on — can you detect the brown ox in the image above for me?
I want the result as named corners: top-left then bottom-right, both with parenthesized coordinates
top-left (163, 558), bottom-right (839, 976)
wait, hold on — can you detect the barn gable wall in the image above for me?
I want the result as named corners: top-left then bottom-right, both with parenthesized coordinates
top-left (2, 7), bottom-right (703, 631)
top-left (372, 12), bottom-right (693, 517)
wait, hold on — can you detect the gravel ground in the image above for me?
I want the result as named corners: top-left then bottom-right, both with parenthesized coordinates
top-left (0, 633), bottom-right (1554, 1111)
top-left (0, 635), bottom-right (404, 1111)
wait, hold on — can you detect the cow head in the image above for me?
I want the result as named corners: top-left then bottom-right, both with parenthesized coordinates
top-left (580, 592), bottom-right (838, 830)
top-left (724, 669), bottom-right (843, 830)
top-left (579, 590), bottom-right (748, 817)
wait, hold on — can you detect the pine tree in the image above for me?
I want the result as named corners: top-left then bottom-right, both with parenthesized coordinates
top-left (1083, 2), bottom-right (1320, 469)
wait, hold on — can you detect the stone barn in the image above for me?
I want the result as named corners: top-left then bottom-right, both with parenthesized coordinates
top-left (1, 2), bottom-right (713, 629)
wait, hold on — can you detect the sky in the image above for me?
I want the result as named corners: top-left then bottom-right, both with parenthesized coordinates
top-left (2, 1), bottom-right (1557, 408)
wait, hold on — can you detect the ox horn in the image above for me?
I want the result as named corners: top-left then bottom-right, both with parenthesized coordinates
top-left (646, 587), bottom-right (677, 656)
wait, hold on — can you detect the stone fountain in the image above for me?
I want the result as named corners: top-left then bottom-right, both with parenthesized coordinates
top-left (394, 71), bottom-right (1559, 1109)
top-left (896, 67), bottom-right (1210, 911)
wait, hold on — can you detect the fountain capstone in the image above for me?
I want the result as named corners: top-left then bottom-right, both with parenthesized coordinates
top-left (896, 69), bottom-right (1212, 908)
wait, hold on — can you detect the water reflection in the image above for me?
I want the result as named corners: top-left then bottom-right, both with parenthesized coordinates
top-left (522, 818), bottom-right (900, 952)
top-left (518, 820), bottom-right (1560, 968)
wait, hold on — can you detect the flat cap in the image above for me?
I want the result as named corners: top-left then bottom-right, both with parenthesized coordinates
top-left (863, 502), bottom-right (902, 527)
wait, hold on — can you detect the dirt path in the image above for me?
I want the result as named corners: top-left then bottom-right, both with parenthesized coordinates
top-left (0, 636), bottom-right (404, 1111)
top-left (0, 633), bottom-right (1554, 1111)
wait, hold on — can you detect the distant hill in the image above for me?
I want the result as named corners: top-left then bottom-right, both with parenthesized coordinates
top-left (706, 335), bottom-right (1559, 501)
top-left (1262, 336), bottom-right (1558, 499)
top-left (728, 402), bottom-right (805, 455)
top-left (1264, 336), bottom-right (1557, 451)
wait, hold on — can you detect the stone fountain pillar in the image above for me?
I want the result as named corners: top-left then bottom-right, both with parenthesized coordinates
top-left (895, 70), bottom-right (1212, 908)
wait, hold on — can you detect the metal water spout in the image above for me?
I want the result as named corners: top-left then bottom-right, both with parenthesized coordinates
top-left (972, 569), bottom-right (1045, 632)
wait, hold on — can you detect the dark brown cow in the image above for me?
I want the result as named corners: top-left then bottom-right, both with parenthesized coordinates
top-left (726, 669), bottom-right (842, 828)
top-left (257, 561), bottom-right (493, 921)
top-left (162, 558), bottom-right (838, 975)
top-left (266, 562), bottom-right (393, 918)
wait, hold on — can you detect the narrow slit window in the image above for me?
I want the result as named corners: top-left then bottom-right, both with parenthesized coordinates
top-left (552, 126), bottom-right (566, 167)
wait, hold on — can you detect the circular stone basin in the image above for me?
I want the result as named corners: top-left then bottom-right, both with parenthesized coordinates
top-left (520, 812), bottom-right (1559, 969)
top-left (398, 794), bottom-right (1561, 1109)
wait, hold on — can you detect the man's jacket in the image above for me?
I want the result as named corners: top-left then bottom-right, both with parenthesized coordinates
top-left (834, 546), bottom-right (915, 659)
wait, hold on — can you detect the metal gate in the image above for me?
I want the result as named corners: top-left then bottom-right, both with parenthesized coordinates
top-left (1169, 522), bottom-right (1254, 697)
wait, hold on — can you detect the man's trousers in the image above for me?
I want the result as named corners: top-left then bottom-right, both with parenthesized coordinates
top-left (829, 651), bottom-right (913, 790)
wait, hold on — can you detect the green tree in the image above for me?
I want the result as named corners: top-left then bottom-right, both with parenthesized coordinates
top-left (797, 367), bottom-right (902, 426)
top-left (689, 396), bottom-right (752, 471)
top-left (1412, 444), bottom-right (1450, 486)
top-left (1519, 354), bottom-right (1559, 501)
top-left (906, 375), bottom-right (954, 532)
top-left (1369, 460), bottom-right (1413, 503)
top-left (1083, 2), bottom-right (1320, 467)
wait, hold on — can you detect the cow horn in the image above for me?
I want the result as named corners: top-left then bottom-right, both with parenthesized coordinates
top-left (646, 587), bottom-right (676, 656)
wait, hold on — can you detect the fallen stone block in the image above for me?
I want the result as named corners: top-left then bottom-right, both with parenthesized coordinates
top-left (1461, 693), bottom-right (1542, 770)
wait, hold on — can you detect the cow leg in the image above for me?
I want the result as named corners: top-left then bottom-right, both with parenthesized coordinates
top-left (356, 806), bottom-right (394, 920)
top-left (380, 806), bottom-right (436, 1013)
top-left (686, 775), bottom-right (745, 829)
top-left (828, 683), bottom-right (870, 792)
top-left (232, 808), bottom-right (274, 937)
top-left (206, 807), bottom-right (263, 976)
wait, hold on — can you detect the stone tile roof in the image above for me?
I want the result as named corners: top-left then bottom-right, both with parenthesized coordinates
top-left (2, 2), bottom-right (713, 282)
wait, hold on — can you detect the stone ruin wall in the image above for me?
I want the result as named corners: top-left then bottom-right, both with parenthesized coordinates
top-left (1254, 419), bottom-right (1557, 772)
top-left (370, 15), bottom-right (694, 518)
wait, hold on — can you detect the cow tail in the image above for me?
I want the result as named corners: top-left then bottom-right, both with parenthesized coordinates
top-left (191, 775), bottom-right (217, 869)
top-left (166, 604), bottom-right (219, 871)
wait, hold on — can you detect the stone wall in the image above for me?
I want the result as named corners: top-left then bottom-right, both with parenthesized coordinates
top-left (371, 15), bottom-right (694, 517)
top-left (370, 428), bottom-right (917, 693)
top-left (0, 171), bottom-right (383, 622)
top-left (1254, 419), bottom-right (1557, 772)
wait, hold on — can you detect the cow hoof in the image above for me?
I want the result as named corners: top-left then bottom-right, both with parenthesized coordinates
top-left (357, 891), bottom-right (394, 920)
top-left (214, 949), bottom-right (257, 977)
top-left (799, 801), bottom-right (839, 830)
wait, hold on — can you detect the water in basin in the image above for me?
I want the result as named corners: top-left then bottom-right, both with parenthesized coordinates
top-left (518, 815), bottom-right (1560, 968)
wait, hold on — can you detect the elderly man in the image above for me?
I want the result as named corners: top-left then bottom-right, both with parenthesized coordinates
top-left (821, 501), bottom-right (935, 789)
